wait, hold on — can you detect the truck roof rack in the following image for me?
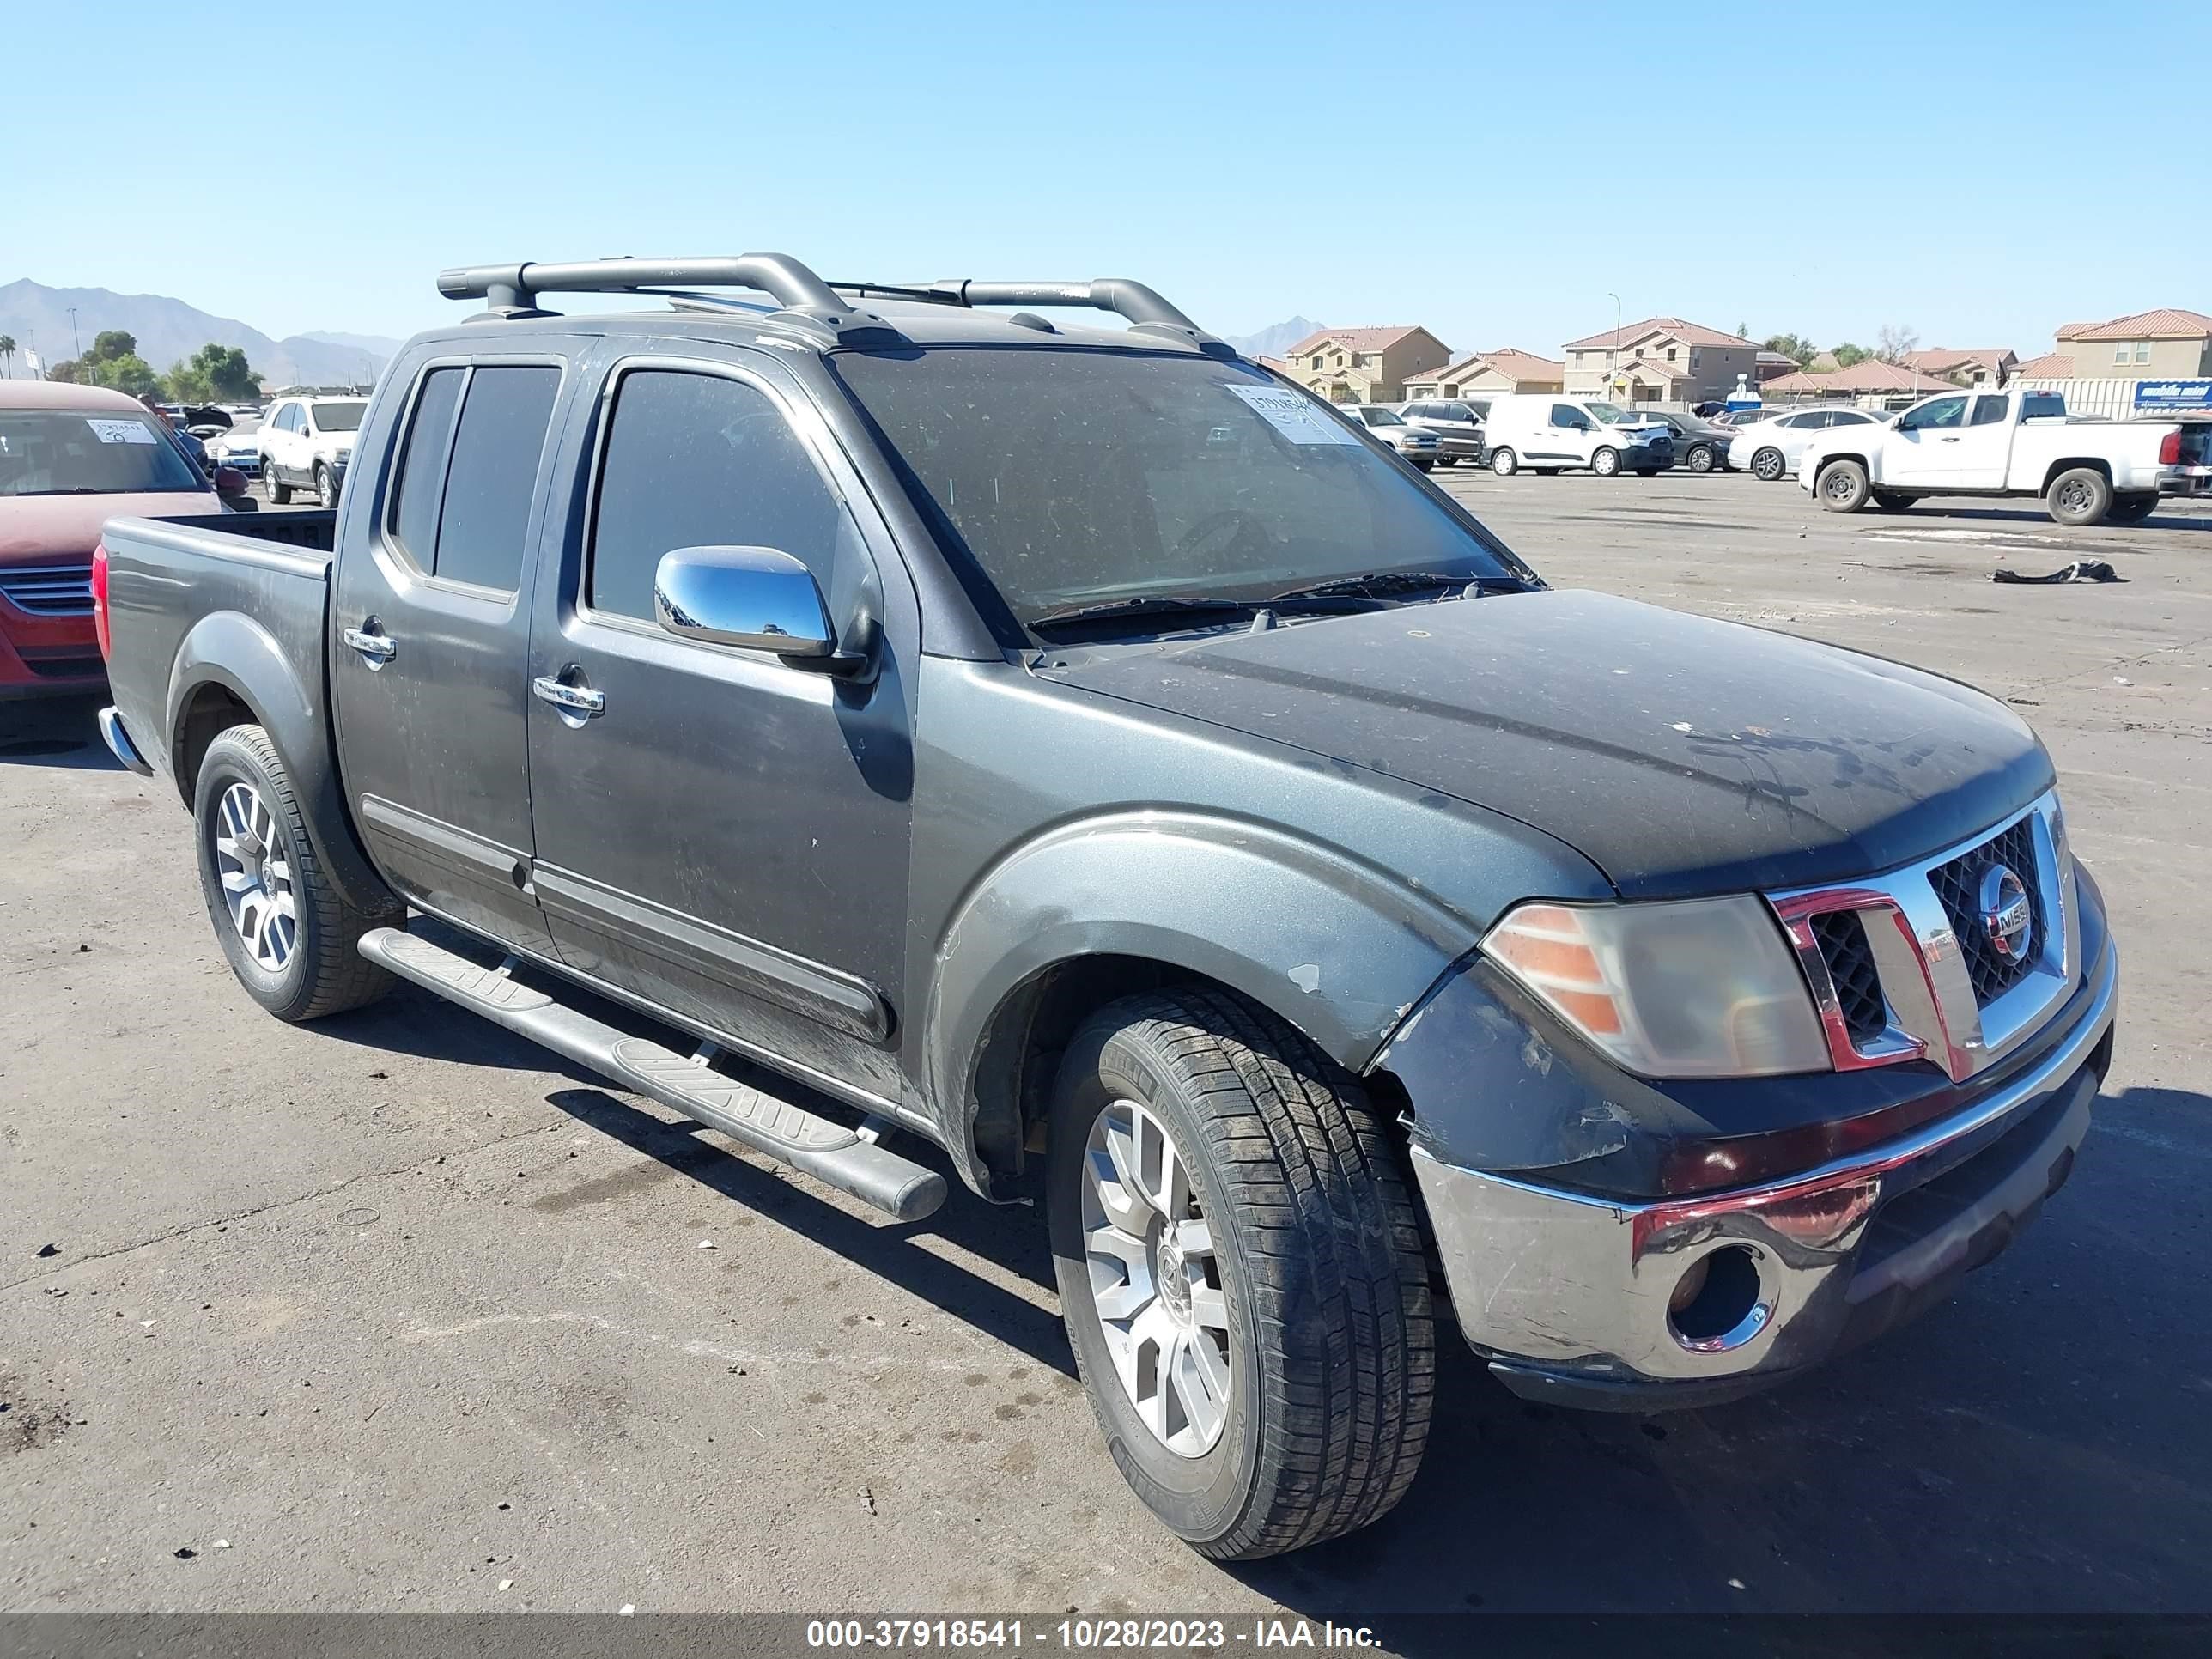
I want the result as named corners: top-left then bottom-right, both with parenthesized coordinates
top-left (434, 254), bottom-right (904, 347)
top-left (884, 279), bottom-right (1231, 356)
top-left (438, 256), bottom-right (1231, 356)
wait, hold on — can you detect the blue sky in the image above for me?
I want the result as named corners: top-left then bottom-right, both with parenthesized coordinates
top-left (12, 2), bottom-right (2203, 359)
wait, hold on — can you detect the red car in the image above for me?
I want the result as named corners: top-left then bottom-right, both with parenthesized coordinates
top-left (1, 381), bottom-right (226, 702)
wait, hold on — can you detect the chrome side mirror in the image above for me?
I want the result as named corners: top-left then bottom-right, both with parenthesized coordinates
top-left (653, 544), bottom-right (836, 660)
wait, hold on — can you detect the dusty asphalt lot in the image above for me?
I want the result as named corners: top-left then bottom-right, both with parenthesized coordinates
top-left (3, 469), bottom-right (2209, 1630)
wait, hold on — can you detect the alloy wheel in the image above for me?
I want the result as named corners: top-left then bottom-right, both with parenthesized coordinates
top-left (1081, 1097), bottom-right (1231, 1458)
top-left (213, 781), bottom-right (297, 970)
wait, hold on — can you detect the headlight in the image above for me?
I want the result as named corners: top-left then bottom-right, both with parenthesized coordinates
top-left (1482, 896), bottom-right (1829, 1078)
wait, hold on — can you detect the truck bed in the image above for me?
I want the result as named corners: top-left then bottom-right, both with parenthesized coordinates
top-left (99, 505), bottom-right (344, 830)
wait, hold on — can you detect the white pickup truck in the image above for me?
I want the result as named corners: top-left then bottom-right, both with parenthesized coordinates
top-left (1797, 386), bottom-right (2211, 526)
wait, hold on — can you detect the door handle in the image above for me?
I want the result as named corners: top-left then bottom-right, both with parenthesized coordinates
top-left (342, 623), bottom-right (397, 668)
top-left (1940, 436), bottom-right (1961, 443)
top-left (532, 675), bottom-right (606, 718)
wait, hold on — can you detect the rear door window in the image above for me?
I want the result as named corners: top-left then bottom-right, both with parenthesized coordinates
top-left (388, 368), bottom-right (465, 570)
top-left (1969, 395), bottom-right (2010, 426)
top-left (383, 363), bottom-right (561, 592)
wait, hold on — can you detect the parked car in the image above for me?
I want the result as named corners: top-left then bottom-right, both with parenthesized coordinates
top-left (1632, 410), bottom-right (1735, 473)
top-left (258, 394), bottom-right (367, 507)
top-left (0, 381), bottom-right (229, 701)
top-left (1798, 387), bottom-right (2212, 525)
top-left (1396, 398), bottom-right (1487, 466)
top-left (206, 429), bottom-right (264, 479)
top-left (1729, 405), bottom-right (1884, 481)
top-left (1338, 403), bottom-right (1442, 470)
top-left (1485, 395), bottom-right (1673, 476)
top-left (97, 251), bottom-right (2117, 1560)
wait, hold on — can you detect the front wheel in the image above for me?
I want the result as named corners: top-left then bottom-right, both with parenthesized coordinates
top-left (1686, 443), bottom-right (1717, 473)
top-left (1489, 447), bottom-right (1518, 476)
top-left (193, 724), bottom-right (398, 1022)
top-left (1751, 447), bottom-right (1786, 483)
top-left (2107, 492), bottom-right (2159, 525)
top-left (2047, 466), bottom-right (2113, 527)
top-left (1817, 458), bottom-right (1872, 513)
top-left (1048, 990), bottom-right (1433, 1560)
top-left (1591, 446), bottom-right (1621, 477)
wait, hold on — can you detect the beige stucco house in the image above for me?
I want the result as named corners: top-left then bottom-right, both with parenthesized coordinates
top-left (1560, 316), bottom-right (1761, 403)
top-left (2050, 310), bottom-right (2212, 379)
top-left (1900, 348), bottom-right (2018, 387)
top-left (1401, 349), bottom-right (1565, 400)
top-left (1281, 326), bottom-right (1452, 403)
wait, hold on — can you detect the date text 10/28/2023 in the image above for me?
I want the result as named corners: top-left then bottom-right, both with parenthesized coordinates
top-left (805, 1619), bottom-right (1384, 1650)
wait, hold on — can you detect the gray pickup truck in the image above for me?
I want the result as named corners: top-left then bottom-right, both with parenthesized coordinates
top-left (94, 252), bottom-right (2118, 1559)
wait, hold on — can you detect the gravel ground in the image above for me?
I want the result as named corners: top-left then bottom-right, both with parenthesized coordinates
top-left (3, 469), bottom-right (2209, 1631)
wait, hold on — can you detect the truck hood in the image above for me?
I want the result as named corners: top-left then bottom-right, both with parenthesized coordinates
top-left (1041, 588), bottom-right (2052, 899)
top-left (4, 489), bottom-right (216, 564)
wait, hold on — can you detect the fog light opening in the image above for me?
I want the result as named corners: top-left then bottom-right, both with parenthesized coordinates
top-left (1668, 1245), bottom-right (1766, 1349)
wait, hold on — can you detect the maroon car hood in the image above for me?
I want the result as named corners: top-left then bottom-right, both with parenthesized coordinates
top-left (3, 489), bottom-right (215, 565)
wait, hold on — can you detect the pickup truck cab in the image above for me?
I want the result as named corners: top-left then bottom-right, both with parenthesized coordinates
top-left (94, 252), bottom-right (2118, 1559)
top-left (1798, 386), bottom-right (2211, 524)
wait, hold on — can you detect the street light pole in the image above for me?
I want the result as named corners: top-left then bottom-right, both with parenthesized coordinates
top-left (67, 307), bottom-right (82, 362)
top-left (1607, 291), bottom-right (1622, 398)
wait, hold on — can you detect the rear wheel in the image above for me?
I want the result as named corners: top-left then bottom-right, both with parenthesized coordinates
top-left (2106, 491), bottom-right (2158, 525)
top-left (2046, 466), bottom-right (2112, 527)
top-left (193, 724), bottom-right (398, 1022)
top-left (1591, 446), bottom-right (1621, 477)
top-left (1048, 990), bottom-right (1433, 1560)
top-left (265, 464), bottom-right (293, 505)
top-left (1489, 447), bottom-right (1518, 477)
top-left (314, 465), bottom-right (339, 508)
top-left (1816, 458), bottom-right (1872, 513)
top-left (1751, 447), bottom-right (1786, 483)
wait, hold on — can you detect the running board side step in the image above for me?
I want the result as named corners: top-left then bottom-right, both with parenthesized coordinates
top-left (358, 927), bottom-right (945, 1221)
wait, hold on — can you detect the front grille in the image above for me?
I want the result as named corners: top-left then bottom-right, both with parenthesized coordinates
top-left (0, 565), bottom-right (94, 616)
top-left (1810, 908), bottom-right (1887, 1044)
top-left (1929, 817), bottom-right (2044, 1005)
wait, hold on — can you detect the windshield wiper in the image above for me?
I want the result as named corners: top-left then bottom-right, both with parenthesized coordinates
top-left (1028, 594), bottom-right (1264, 638)
top-left (1270, 570), bottom-right (1520, 603)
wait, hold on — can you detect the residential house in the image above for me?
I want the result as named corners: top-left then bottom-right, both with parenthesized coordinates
top-left (1281, 326), bottom-right (1452, 404)
top-left (1559, 316), bottom-right (1762, 404)
top-left (1755, 350), bottom-right (1799, 384)
top-left (2014, 350), bottom-right (2074, 378)
top-left (2050, 310), bottom-right (2212, 379)
top-left (1401, 349), bottom-right (1565, 400)
top-left (1900, 348), bottom-right (2018, 387)
top-left (1759, 359), bottom-right (1957, 410)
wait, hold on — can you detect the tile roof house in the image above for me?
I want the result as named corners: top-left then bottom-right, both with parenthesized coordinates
top-left (1401, 349), bottom-right (1565, 400)
top-left (2053, 310), bottom-right (2212, 377)
top-left (1900, 348), bottom-right (2018, 387)
top-left (1280, 326), bottom-right (1453, 403)
top-left (1760, 359), bottom-right (1961, 409)
top-left (2013, 351), bottom-right (2075, 379)
top-left (1559, 316), bottom-right (1762, 403)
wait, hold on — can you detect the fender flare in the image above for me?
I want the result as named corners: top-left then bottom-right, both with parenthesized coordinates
top-left (922, 811), bottom-right (1486, 1190)
top-left (167, 610), bottom-right (395, 915)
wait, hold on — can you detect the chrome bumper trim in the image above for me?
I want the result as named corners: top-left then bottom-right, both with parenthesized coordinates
top-left (98, 706), bottom-right (155, 777)
top-left (1412, 939), bottom-right (2116, 1385)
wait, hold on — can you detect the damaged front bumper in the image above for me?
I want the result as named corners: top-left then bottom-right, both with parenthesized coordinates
top-left (1402, 930), bottom-right (2117, 1411)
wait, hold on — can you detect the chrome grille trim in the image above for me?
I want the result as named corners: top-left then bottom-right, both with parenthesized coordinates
top-left (0, 564), bottom-right (95, 616)
top-left (1768, 791), bottom-right (2078, 1083)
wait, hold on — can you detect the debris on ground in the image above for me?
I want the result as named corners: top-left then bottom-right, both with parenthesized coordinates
top-left (213, 1540), bottom-right (231, 1550)
top-left (698, 1240), bottom-right (717, 1250)
top-left (35, 1245), bottom-right (58, 1258)
top-left (860, 1485), bottom-right (877, 1515)
top-left (173, 1547), bottom-right (196, 1560)
top-left (1992, 559), bottom-right (2122, 585)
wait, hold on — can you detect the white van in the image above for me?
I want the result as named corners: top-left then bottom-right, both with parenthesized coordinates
top-left (1484, 396), bottom-right (1674, 477)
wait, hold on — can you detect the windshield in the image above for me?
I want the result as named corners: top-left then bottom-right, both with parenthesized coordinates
top-left (1586, 402), bottom-right (1647, 424)
top-left (312, 401), bottom-right (367, 433)
top-left (1354, 406), bottom-right (1404, 426)
top-left (0, 410), bottom-right (206, 497)
top-left (835, 348), bottom-right (1523, 627)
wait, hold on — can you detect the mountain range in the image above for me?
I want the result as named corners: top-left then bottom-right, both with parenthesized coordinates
top-left (1221, 316), bottom-right (1326, 360)
top-left (0, 280), bottom-right (403, 389)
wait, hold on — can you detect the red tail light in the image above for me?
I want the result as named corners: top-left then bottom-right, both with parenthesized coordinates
top-left (2160, 429), bottom-right (2183, 465)
top-left (92, 541), bottom-right (112, 661)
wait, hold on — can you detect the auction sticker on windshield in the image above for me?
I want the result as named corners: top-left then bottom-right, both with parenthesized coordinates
top-left (1221, 383), bottom-right (1359, 446)
top-left (86, 418), bottom-right (159, 445)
